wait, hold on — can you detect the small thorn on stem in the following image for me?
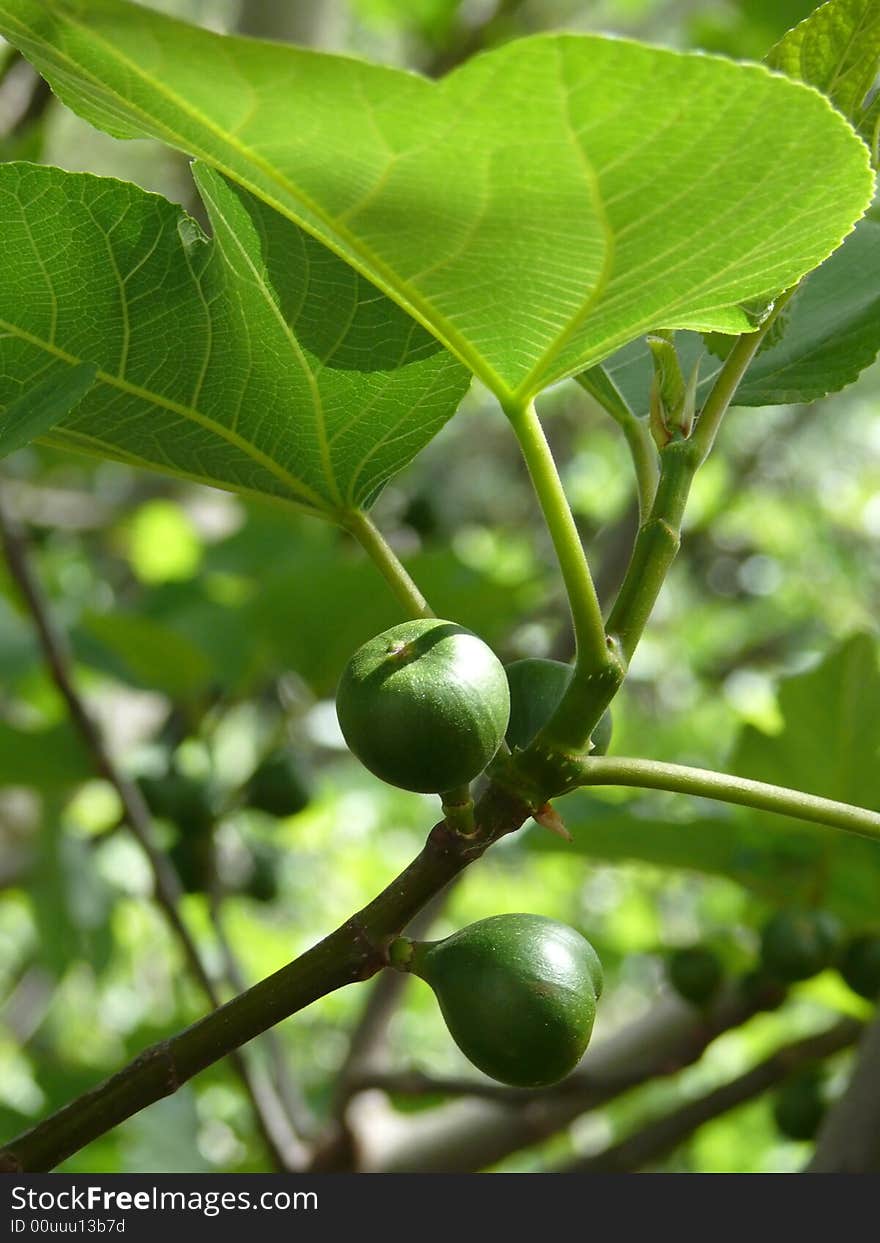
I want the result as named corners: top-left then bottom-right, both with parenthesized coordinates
top-left (535, 802), bottom-right (572, 842)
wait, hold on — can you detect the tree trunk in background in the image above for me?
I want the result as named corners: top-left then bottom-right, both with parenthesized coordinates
top-left (808, 1013), bottom-right (880, 1173)
top-left (237, 0), bottom-right (344, 47)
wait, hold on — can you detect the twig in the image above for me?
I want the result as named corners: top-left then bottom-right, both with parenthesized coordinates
top-left (332, 885), bottom-right (457, 1111)
top-left (0, 496), bottom-right (302, 1171)
top-left (808, 1010), bottom-right (880, 1172)
top-left (575, 369), bottom-right (659, 521)
top-left (562, 1017), bottom-right (861, 1172)
top-left (0, 777), bottom-right (529, 1173)
top-left (573, 755), bottom-right (880, 840)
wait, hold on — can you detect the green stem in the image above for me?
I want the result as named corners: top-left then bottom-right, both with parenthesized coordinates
top-left (345, 508), bottom-right (434, 620)
top-left (605, 439), bottom-right (695, 662)
top-left (573, 756), bottom-right (880, 841)
top-left (690, 295), bottom-right (794, 463)
top-left (0, 779), bottom-right (533, 1174)
top-left (576, 368), bottom-right (659, 520)
top-left (617, 413), bottom-right (661, 522)
top-left (606, 298), bottom-right (792, 664)
top-left (507, 398), bottom-right (609, 672)
top-left (441, 783), bottom-right (476, 835)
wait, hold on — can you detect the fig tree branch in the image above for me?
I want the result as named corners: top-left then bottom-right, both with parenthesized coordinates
top-left (561, 1016), bottom-right (862, 1173)
top-left (573, 755), bottom-right (880, 840)
top-left (0, 780), bottom-right (530, 1173)
top-left (0, 494), bottom-right (305, 1172)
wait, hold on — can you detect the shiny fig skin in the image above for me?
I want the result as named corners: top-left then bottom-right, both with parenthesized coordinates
top-left (336, 619), bottom-right (509, 794)
top-left (411, 913), bottom-right (602, 1088)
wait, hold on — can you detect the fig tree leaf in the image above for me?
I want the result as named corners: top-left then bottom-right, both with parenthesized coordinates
top-left (597, 212), bottom-right (880, 410)
top-left (75, 610), bottom-right (215, 699)
top-left (0, 162), bottom-right (469, 516)
top-left (731, 633), bottom-right (880, 814)
top-left (767, 0), bottom-right (880, 161)
top-left (537, 635), bottom-right (880, 924)
top-left (0, 720), bottom-right (91, 787)
top-left (0, 0), bottom-right (873, 403)
top-left (0, 363), bottom-right (96, 459)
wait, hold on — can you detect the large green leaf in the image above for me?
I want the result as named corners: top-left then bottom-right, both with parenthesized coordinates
top-left (767, 0), bottom-right (880, 162)
top-left (0, 1), bottom-right (872, 404)
top-left (0, 363), bottom-right (96, 459)
top-left (0, 162), bottom-right (469, 516)
top-left (595, 211), bottom-right (880, 411)
top-left (535, 636), bottom-right (880, 923)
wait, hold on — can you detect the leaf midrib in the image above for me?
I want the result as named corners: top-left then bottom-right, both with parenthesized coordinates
top-left (12, 5), bottom-right (621, 405)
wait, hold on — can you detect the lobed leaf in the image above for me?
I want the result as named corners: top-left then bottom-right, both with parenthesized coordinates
top-left (0, 0), bottom-right (873, 403)
top-left (0, 162), bottom-right (469, 516)
top-left (596, 211), bottom-right (880, 410)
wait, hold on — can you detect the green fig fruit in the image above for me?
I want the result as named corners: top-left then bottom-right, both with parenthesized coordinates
top-left (246, 751), bottom-right (311, 818)
top-left (667, 945), bottom-right (723, 1006)
top-left (839, 933), bottom-right (880, 1001)
top-left (400, 913), bottom-right (602, 1087)
top-left (760, 910), bottom-right (842, 983)
top-left (138, 771), bottom-right (215, 836)
top-left (773, 1070), bottom-right (827, 1142)
top-left (336, 619), bottom-right (510, 794)
top-left (505, 658), bottom-right (611, 753)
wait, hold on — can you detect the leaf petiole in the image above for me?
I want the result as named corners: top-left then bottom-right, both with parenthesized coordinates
top-left (344, 508), bottom-right (434, 621)
top-left (572, 755), bottom-right (880, 841)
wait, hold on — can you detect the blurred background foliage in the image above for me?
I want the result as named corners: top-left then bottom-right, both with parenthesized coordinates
top-left (0, 0), bottom-right (878, 1174)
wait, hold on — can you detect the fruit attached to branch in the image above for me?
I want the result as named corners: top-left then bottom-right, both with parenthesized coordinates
top-left (390, 913), bottom-right (602, 1087)
top-left (505, 657), bottom-right (612, 754)
top-left (336, 619), bottom-right (510, 794)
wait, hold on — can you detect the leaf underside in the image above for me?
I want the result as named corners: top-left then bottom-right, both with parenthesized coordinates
top-left (597, 211), bottom-right (880, 412)
top-left (0, 162), bottom-right (470, 516)
top-left (767, 0), bottom-right (880, 164)
top-left (0, 361), bottom-right (96, 458)
top-left (0, 0), bottom-right (873, 405)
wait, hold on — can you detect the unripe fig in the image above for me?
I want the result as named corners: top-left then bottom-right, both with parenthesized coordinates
top-left (169, 833), bottom-right (214, 893)
top-left (760, 909), bottom-right (842, 983)
top-left (773, 1070), bottom-right (827, 1142)
top-left (336, 619), bottom-right (509, 794)
top-left (395, 913), bottom-right (602, 1087)
top-left (243, 842), bottom-right (281, 904)
top-left (505, 658), bottom-right (611, 753)
top-left (246, 751), bottom-right (311, 818)
top-left (667, 945), bottom-right (723, 1006)
top-left (138, 771), bottom-right (215, 836)
top-left (839, 933), bottom-right (880, 1000)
